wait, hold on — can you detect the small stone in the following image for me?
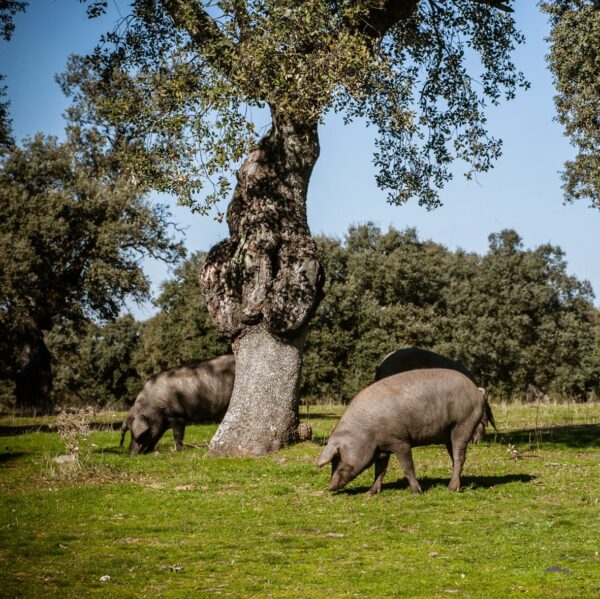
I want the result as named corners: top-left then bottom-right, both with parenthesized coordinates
top-left (99, 575), bottom-right (111, 582)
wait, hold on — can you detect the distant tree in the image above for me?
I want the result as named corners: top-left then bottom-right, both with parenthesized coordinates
top-left (0, 134), bottom-right (184, 412)
top-left (47, 315), bottom-right (143, 408)
top-left (304, 224), bottom-right (455, 401)
top-left (137, 253), bottom-right (231, 378)
top-left (65, 0), bottom-right (526, 455)
top-left (542, 1), bottom-right (600, 206)
top-left (303, 225), bottom-right (599, 401)
top-left (441, 229), bottom-right (598, 399)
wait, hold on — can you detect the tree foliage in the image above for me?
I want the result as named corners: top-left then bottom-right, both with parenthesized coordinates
top-left (13, 223), bottom-right (596, 410)
top-left (65, 0), bottom-right (527, 210)
top-left (136, 252), bottom-right (231, 378)
top-left (46, 315), bottom-right (143, 408)
top-left (0, 134), bottom-right (184, 329)
top-left (0, 0), bottom-right (28, 147)
top-left (542, 0), bottom-right (600, 206)
top-left (0, 133), bottom-right (184, 408)
top-left (303, 224), bottom-right (599, 401)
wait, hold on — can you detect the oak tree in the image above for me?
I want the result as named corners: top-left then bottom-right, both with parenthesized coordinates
top-left (0, 134), bottom-right (184, 411)
top-left (65, 0), bottom-right (526, 454)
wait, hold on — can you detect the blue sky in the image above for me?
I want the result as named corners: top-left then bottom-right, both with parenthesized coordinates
top-left (1, 1), bottom-right (598, 318)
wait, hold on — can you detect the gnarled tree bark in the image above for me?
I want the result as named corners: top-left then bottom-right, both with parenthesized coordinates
top-left (200, 109), bottom-right (323, 456)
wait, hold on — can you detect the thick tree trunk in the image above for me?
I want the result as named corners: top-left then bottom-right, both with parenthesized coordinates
top-left (209, 328), bottom-right (305, 455)
top-left (201, 109), bottom-right (323, 456)
top-left (14, 325), bottom-right (53, 414)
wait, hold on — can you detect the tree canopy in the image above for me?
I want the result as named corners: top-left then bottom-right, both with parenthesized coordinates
top-left (303, 224), bottom-right (599, 401)
top-left (0, 1), bottom-right (27, 147)
top-left (542, 0), bottom-right (600, 206)
top-left (6, 223), bottom-right (594, 411)
top-left (135, 252), bottom-right (231, 377)
top-left (66, 0), bottom-right (527, 210)
top-left (0, 133), bottom-right (184, 409)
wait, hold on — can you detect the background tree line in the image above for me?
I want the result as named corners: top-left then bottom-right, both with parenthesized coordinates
top-left (2, 223), bottom-right (597, 410)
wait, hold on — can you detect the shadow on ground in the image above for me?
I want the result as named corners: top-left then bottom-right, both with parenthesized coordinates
top-left (0, 451), bottom-right (26, 464)
top-left (494, 424), bottom-right (600, 448)
top-left (302, 412), bottom-right (340, 421)
top-left (340, 473), bottom-right (536, 495)
top-left (0, 421), bottom-right (123, 437)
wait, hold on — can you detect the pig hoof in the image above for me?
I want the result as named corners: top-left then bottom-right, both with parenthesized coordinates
top-left (447, 482), bottom-right (460, 492)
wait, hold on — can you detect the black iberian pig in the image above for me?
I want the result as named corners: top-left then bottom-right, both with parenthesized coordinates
top-left (317, 369), bottom-right (494, 494)
top-left (375, 347), bottom-right (494, 442)
top-left (120, 354), bottom-right (235, 454)
top-left (375, 347), bottom-right (475, 382)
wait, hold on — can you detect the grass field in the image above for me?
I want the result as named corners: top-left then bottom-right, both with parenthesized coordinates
top-left (1, 402), bottom-right (599, 598)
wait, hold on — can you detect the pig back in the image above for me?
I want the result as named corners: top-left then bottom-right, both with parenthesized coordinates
top-left (182, 355), bottom-right (235, 420)
top-left (375, 347), bottom-right (475, 383)
top-left (144, 355), bottom-right (235, 422)
top-left (343, 369), bottom-right (484, 446)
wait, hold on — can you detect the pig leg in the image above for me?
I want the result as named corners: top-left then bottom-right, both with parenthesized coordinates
top-left (392, 442), bottom-right (422, 494)
top-left (445, 440), bottom-right (454, 464)
top-left (172, 419), bottom-right (186, 451)
top-left (368, 452), bottom-right (390, 495)
top-left (447, 436), bottom-right (468, 492)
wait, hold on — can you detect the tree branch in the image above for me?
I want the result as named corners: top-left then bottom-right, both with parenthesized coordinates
top-left (344, 0), bottom-right (513, 40)
top-left (159, 0), bottom-right (236, 75)
top-left (473, 0), bottom-right (513, 13)
top-left (344, 1), bottom-right (420, 39)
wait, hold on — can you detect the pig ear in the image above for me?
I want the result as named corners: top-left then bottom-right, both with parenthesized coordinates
top-left (317, 443), bottom-right (340, 468)
top-left (130, 416), bottom-right (149, 439)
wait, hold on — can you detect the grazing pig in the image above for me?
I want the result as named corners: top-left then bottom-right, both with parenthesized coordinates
top-left (317, 369), bottom-right (494, 494)
top-left (120, 354), bottom-right (235, 454)
top-left (375, 347), bottom-right (493, 442)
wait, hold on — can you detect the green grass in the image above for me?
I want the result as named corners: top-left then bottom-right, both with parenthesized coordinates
top-left (1, 403), bottom-right (599, 598)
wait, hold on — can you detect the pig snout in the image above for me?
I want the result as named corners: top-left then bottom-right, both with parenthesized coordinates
top-left (317, 442), bottom-right (367, 491)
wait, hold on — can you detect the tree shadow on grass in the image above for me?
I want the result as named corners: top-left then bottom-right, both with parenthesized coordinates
top-left (302, 412), bottom-right (341, 421)
top-left (339, 473), bottom-right (535, 496)
top-left (0, 451), bottom-right (26, 463)
top-left (494, 424), bottom-right (600, 449)
top-left (0, 421), bottom-right (123, 437)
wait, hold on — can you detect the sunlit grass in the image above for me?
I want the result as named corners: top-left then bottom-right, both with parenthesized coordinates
top-left (1, 403), bottom-right (599, 597)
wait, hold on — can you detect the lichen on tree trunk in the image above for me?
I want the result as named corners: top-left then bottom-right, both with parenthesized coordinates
top-left (209, 327), bottom-right (305, 455)
top-left (200, 108), bottom-right (323, 456)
